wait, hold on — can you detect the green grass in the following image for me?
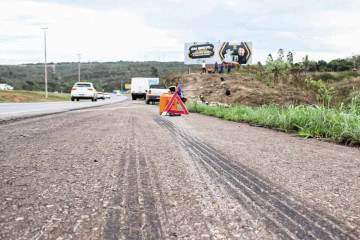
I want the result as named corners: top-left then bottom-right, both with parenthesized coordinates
top-left (0, 90), bottom-right (70, 103)
top-left (186, 100), bottom-right (360, 146)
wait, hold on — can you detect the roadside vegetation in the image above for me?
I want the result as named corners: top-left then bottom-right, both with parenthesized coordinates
top-left (183, 50), bottom-right (360, 146)
top-left (186, 98), bottom-right (360, 146)
top-left (0, 90), bottom-right (70, 103)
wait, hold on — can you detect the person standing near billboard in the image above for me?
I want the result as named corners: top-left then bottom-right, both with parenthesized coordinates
top-left (227, 62), bottom-right (232, 73)
top-left (220, 62), bottom-right (225, 73)
top-left (214, 61), bottom-right (219, 73)
top-left (201, 62), bottom-right (206, 73)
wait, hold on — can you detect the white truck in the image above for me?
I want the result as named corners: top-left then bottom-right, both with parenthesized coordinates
top-left (145, 84), bottom-right (170, 104)
top-left (131, 77), bottom-right (159, 100)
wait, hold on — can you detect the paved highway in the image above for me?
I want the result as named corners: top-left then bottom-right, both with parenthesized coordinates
top-left (0, 99), bottom-right (359, 239)
top-left (0, 94), bottom-right (127, 121)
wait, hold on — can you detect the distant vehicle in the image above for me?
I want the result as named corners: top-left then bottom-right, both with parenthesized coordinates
top-left (145, 84), bottom-right (170, 104)
top-left (97, 92), bottom-right (105, 100)
top-left (131, 77), bottom-right (159, 100)
top-left (70, 82), bottom-right (97, 101)
top-left (0, 84), bottom-right (14, 90)
top-left (104, 93), bottom-right (111, 99)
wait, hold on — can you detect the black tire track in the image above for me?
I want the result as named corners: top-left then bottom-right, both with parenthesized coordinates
top-left (154, 116), bottom-right (356, 240)
top-left (136, 136), bottom-right (164, 239)
top-left (104, 117), bottom-right (131, 240)
top-left (124, 125), bottom-right (142, 239)
top-left (104, 116), bottom-right (164, 239)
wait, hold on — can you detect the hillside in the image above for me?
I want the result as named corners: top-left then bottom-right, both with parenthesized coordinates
top-left (165, 73), bottom-right (315, 106)
top-left (164, 71), bottom-right (360, 107)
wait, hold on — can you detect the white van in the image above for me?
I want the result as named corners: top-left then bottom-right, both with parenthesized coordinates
top-left (130, 78), bottom-right (159, 100)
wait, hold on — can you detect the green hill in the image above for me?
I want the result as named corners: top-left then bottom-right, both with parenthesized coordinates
top-left (0, 61), bottom-right (195, 93)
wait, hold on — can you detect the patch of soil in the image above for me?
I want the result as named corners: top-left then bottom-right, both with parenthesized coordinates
top-left (165, 73), bottom-right (317, 106)
top-left (0, 91), bottom-right (35, 102)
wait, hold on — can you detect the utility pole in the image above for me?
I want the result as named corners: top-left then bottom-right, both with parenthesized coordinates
top-left (42, 27), bottom-right (48, 98)
top-left (77, 54), bottom-right (81, 82)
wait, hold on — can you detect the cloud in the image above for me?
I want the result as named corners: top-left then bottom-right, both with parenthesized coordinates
top-left (0, 0), bottom-right (183, 64)
top-left (0, 0), bottom-right (359, 64)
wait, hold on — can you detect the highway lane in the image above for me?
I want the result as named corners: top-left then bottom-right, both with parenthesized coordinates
top-left (0, 94), bottom-right (127, 121)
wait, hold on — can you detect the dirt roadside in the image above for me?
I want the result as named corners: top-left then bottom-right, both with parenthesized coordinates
top-left (0, 99), bottom-right (359, 239)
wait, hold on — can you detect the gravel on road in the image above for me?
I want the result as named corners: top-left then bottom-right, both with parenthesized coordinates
top-left (0, 99), bottom-right (359, 239)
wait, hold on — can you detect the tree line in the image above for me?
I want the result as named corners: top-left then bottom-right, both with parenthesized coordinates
top-left (266, 49), bottom-right (359, 72)
top-left (0, 61), bottom-right (192, 93)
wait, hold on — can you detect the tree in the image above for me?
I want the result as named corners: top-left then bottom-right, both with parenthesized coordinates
top-left (266, 54), bottom-right (273, 63)
top-left (327, 59), bottom-right (353, 72)
top-left (277, 49), bottom-right (284, 60)
top-left (308, 61), bottom-right (319, 72)
top-left (351, 54), bottom-right (360, 70)
top-left (317, 60), bottom-right (328, 72)
top-left (264, 59), bottom-right (291, 83)
top-left (151, 67), bottom-right (159, 77)
top-left (302, 55), bottom-right (309, 71)
top-left (286, 51), bottom-right (294, 64)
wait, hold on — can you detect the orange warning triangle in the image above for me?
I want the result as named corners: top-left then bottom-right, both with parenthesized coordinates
top-left (162, 93), bottom-right (189, 115)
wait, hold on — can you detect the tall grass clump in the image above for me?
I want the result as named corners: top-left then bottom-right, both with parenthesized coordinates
top-left (186, 101), bottom-right (360, 146)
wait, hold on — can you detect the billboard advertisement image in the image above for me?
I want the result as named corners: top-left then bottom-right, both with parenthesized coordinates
top-left (184, 42), bottom-right (252, 65)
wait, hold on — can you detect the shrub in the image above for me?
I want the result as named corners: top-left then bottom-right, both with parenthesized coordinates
top-left (313, 73), bottom-right (336, 82)
top-left (306, 78), bottom-right (333, 107)
top-left (264, 60), bottom-right (291, 83)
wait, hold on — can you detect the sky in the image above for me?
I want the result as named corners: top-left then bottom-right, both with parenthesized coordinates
top-left (0, 0), bottom-right (359, 65)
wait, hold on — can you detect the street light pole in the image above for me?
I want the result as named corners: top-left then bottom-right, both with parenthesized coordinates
top-left (77, 54), bottom-right (81, 82)
top-left (42, 27), bottom-right (48, 98)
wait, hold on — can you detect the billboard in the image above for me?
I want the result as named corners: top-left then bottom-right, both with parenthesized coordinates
top-left (184, 42), bottom-right (252, 65)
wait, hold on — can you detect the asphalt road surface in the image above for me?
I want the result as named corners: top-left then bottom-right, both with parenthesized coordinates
top-left (0, 94), bottom-right (126, 121)
top-left (0, 99), bottom-right (359, 239)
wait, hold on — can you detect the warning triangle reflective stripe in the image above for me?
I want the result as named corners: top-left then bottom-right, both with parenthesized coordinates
top-left (163, 93), bottom-right (189, 115)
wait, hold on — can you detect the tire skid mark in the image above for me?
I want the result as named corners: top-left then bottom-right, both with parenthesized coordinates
top-left (155, 117), bottom-right (293, 239)
top-left (185, 138), bottom-right (309, 239)
top-left (105, 116), bottom-right (164, 239)
top-left (176, 119), bottom-right (355, 239)
top-left (135, 136), bottom-right (164, 239)
top-left (104, 117), bottom-right (131, 240)
top-left (147, 157), bottom-right (170, 227)
top-left (175, 119), bottom-right (355, 239)
top-left (186, 135), bottom-right (354, 240)
top-left (186, 146), bottom-right (294, 239)
top-left (124, 117), bottom-right (142, 239)
top-left (182, 147), bottom-right (232, 237)
top-left (154, 116), bottom-right (356, 240)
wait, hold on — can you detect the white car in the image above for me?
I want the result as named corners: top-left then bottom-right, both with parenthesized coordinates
top-left (0, 84), bottom-right (14, 90)
top-left (97, 92), bottom-right (105, 100)
top-left (104, 93), bottom-right (111, 99)
top-left (71, 82), bottom-right (97, 101)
